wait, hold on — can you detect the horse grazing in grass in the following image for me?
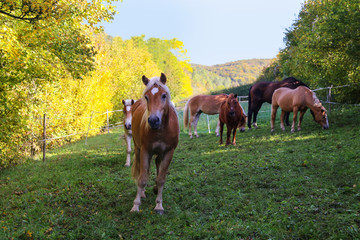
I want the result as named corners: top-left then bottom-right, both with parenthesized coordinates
top-left (122, 99), bottom-right (135, 167)
top-left (219, 93), bottom-right (246, 145)
top-left (248, 77), bottom-right (309, 129)
top-left (183, 94), bottom-right (228, 138)
top-left (130, 73), bottom-right (179, 214)
top-left (271, 86), bottom-right (329, 133)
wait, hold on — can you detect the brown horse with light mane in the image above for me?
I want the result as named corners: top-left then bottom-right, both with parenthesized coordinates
top-left (183, 94), bottom-right (228, 138)
top-left (271, 86), bottom-right (329, 133)
top-left (122, 99), bottom-right (135, 167)
top-left (130, 73), bottom-right (179, 214)
top-left (219, 93), bottom-right (246, 145)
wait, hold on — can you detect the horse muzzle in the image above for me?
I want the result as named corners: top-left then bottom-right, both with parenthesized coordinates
top-left (125, 123), bottom-right (132, 130)
top-left (148, 115), bottom-right (161, 129)
top-left (229, 111), bottom-right (235, 117)
top-left (322, 124), bottom-right (329, 130)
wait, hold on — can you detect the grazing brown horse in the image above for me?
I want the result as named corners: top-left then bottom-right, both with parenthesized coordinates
top-left (122, 99), bottom-right (135, 167)
top-left (248, 77), bottom-right (309, 129)
top-left (271, 86), bottom-right (329, 133)
top-left (130, 73), bottom-right (179, 214)
top-left (183, 94), bottom-right (228, 138)
top-left (219, 93), bottom-right (246, 145)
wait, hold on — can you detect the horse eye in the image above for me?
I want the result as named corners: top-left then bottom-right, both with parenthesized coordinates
top-left (161, 94), bottom-right (167, 100)
top-left (145, 95), bottom-right (149, 101)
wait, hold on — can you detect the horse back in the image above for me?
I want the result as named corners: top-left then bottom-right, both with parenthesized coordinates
top-left (190, 94), bottom-right (227, 115)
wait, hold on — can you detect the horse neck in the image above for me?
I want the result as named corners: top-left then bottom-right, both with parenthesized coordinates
top-left (305, 92), bottom-right (321, 113)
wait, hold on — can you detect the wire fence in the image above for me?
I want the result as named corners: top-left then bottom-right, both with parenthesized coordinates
top-left (36, 84), bottom-right (359, 161)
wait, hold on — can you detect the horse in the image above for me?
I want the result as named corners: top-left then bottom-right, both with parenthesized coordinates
top-left (130, 73), bottom-right (179, 214)
top-left (219, 93), bottom-right (246, 145)
top-left (183, 94), bottom-right (228, 138)
top-left (271, 86), bottom-right (329, 133)
top-left (248, 77), bottom-right (309, 129)
top-left (122, 99), bottom-right (135, 167)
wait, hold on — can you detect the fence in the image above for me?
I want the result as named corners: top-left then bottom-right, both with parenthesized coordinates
top-left (37, 84), bottom-right (359, 161)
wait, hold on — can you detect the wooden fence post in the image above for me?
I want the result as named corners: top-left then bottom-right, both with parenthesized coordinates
top-left (328, 85), bottom-right (332, 114)
top-left (85, 111), bottom-right (94, 145)
top-left (43, 114), bottom-right (46, 162)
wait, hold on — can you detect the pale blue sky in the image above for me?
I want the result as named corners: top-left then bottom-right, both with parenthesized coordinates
top-left (101, 0), bottom-right (305, 66)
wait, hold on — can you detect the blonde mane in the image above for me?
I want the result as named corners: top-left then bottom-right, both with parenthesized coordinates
top-left (311, 91), bottom-right (322, 107)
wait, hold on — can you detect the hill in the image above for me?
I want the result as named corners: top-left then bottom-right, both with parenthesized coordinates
top-left (191, 59), bottom-right (273, 94)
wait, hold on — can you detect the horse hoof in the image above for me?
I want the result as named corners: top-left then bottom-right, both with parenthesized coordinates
top-left (124, 163), bottom-right (130, 167)
top-left (152, 186), bottom-right (158, 195)
top-left (155, 209), bottom-right (165, 215)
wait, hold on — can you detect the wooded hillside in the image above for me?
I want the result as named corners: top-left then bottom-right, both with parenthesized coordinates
top-left (191, 59), bottom-right (273, 94)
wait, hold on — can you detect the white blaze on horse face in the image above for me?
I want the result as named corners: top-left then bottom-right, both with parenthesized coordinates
top-left (126, 106), bottom-right (131, 112)
top-left (151, 87), bottom-right (159, 95)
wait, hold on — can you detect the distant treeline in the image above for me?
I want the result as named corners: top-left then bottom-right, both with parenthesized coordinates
top-left (191, 59), bottom-right (273, 94)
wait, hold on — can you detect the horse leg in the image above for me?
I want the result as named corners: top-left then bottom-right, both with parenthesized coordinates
top-left (298, 110), bottom-right (306, 131)
top-left (232, 126), bottom-right (237, 145)
top-left (131, 150), bottom-right (151, 212)
top-left (271, 105), bottom-right (278, 132)
top-left (280, 110), bottom-right (286, 131)
top-left (188, 114), bottom-right (194, 139)
top-left (193, 113), bottom-right (201, 138)
top-left (154, 149), bottom-right (175, 215)
top-left (219, 121), bottom-right (224, 144)
top-left (291, 108), bottom-right (298, 133)
top-left (124, 133), bottom-right (132, 167)
top-left (215, 119), bottom-right (220, 136)
top-left (285, 112), bottom-right (291, 126)
top-left (247, 107), bottom-right (253, 129)
top-left (226, 124), bottom-right (231, 145)
top-left (153, 155), bottom-right (161, 194)
top-left (252, 103), bottom-right (263, 129)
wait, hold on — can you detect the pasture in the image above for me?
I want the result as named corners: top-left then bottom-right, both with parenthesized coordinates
top-left (1, 103), bottom-right (359, 239)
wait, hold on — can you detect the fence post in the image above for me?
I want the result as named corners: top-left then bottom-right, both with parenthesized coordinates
top-left (106, 109), bottom-right (110, 134)
top-left (42, 114), bottom-right (46, 162)
top-left (207, 115), bottom-right (211, 133)
top-left (85, 111), bottom-right (94, 145)
top-left (328, 85), bottom-right (332, 114)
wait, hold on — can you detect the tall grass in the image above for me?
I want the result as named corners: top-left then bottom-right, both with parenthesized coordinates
top-left (1, 104), bottom-right (359, 239)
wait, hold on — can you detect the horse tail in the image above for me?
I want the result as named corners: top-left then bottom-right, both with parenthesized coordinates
top-left (183, 99), bottom-right (190, 129)
top-left (131, 153), bottom-right (140, 180)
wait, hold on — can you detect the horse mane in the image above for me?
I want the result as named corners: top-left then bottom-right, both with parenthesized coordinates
top-left (312, 91), bottom-right (322, 107)
top-left (142, 76), bottom-right (170, 97)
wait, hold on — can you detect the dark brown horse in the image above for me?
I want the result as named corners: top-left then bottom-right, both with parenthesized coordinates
top-left (248, 77), bottom-right (309, 129)
top-left (219, 93), bottom-right (246, 145)
top-left (271, 86), bottom-right (329, 132)
top-left (130, 73), bottom-right (179, 214)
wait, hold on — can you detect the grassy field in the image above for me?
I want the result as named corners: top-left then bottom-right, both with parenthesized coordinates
top-left (1, 103), bottom-right (360, 239)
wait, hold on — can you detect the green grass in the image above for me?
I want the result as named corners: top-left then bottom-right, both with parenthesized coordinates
top-left (1, 104), bottom-right (360, 239)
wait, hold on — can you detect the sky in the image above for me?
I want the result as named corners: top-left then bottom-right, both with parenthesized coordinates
top-left (101, 0), bottom-right (306, 66)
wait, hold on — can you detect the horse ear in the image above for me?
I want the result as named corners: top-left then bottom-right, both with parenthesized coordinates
top-left (234, 94), bottom-right (238, 99)
top-left (122, 99), bottom-right (125, 105)
top-left (160, 73), bottom-right (167, 85)
top-left (142, 75), bottom-right (149, 86)
top-left (131, 99), bottom-right (135, 105)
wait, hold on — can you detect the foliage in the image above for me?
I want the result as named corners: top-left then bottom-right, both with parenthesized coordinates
top-left (258, 0), bottom-right (360, 103)
top-left (1, 104), bottom-right (359, 239)
top-left (0, 0), bottom-right (119, 168)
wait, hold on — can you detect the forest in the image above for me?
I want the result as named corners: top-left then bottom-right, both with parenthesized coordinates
top-left (1, 0), bottom-right (359, 168)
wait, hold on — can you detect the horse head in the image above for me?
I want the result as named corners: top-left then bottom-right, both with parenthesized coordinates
top-left (226, 93), bottom-right (238, 117)
top-left (313, 103), bottom-right (329, 129)
top-left (142, 73), bottom-right (170, 130)
top-left (122, 99), bottom-right (135, 130)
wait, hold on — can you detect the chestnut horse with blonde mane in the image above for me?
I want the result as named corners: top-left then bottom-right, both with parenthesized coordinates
top-left (122, 99), bottom-right (135, 167)
top-left (183, 94), bottom-right (228, 138)
top-left (219, 93), bottom-right (247, 145)
top-left (271, 86), bottom-right (329, 133)
top-left (130, 73), bottom-right (179, 214)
